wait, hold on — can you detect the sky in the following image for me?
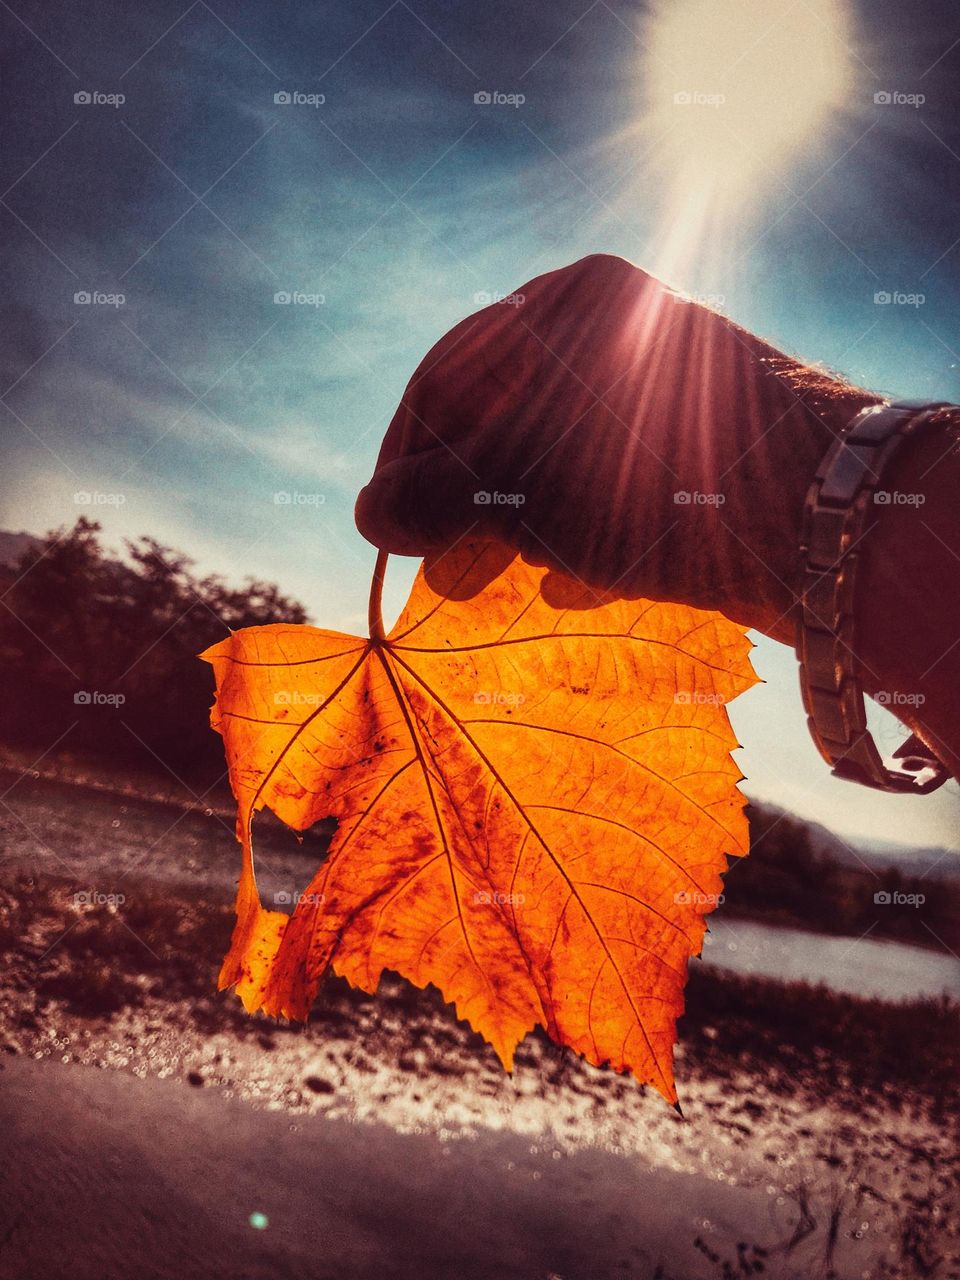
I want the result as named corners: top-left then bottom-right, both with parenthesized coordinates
top-left (2, 0), bottom-right (959, 849)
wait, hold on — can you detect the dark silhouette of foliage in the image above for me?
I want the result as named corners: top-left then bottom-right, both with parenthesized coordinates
top-left (0, 519), bottom-right (308, 788)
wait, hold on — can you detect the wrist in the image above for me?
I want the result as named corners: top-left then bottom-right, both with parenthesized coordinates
top-left (738, 365), bottom-right (881, 645)
top-left (795, 399), bottom-right (960, 788)
top-left (855, 413), bottom-right (960, 777)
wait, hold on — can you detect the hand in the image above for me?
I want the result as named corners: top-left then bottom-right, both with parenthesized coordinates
top-left (355, 254), bottom-right (876, 644)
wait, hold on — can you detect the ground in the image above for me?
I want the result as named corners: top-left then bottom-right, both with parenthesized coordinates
top-left (0, 767), bottom-right (958, 1279)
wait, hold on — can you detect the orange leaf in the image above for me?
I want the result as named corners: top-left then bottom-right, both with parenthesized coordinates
top-left (202, 541), bottom-right (756, 1102)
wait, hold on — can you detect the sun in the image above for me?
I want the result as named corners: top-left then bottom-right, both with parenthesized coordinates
top-left (642, 0), bottom-right (855, 206)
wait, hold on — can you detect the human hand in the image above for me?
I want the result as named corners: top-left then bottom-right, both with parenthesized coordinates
top-left (355, 254), bottom-right (876, 643)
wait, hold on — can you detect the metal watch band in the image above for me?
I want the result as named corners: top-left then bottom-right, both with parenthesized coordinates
top-left (797, 398), bottom-right (952, 794)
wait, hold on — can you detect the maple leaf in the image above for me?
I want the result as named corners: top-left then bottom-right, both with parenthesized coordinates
top-left (202, 541), bottom-right (756, 1102)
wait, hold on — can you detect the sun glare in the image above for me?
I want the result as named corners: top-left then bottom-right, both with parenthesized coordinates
top-left (643, 0), bottom-right (855, 206)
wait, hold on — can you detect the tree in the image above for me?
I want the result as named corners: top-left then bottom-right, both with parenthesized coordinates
top-left (0, 519), bottom-right (308, 788)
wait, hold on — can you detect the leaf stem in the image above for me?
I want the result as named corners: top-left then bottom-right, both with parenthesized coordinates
top-left (368, 548), bottom-right (388, 642)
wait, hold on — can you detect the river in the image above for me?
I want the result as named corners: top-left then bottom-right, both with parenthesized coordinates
top-left (701, 915), bottom-right (960, 1001)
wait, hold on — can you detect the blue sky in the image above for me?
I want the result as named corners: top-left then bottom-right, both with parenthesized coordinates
top-left (2, 0), bottom-right (959, 848)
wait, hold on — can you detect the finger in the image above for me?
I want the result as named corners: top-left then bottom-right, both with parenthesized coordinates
top-left (355, 446), bottom-right (492, 555)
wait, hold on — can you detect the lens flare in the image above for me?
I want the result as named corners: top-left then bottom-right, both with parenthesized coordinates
top-left (635, 0), bottom-right (856, 278)
top-left (644, 0), bottom-right (854, 199)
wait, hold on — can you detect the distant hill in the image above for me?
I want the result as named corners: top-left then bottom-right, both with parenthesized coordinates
top-left (748, 799), bottom-right (960, 882)
top-left (853, 833), bottom-right (960, 879)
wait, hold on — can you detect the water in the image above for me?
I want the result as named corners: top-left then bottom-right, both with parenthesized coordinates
top-left (700, 916), bottom-right (960, 1002)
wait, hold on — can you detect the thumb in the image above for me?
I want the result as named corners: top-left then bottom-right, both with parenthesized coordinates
top-left (355, 446), bottom-right (490, 556)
